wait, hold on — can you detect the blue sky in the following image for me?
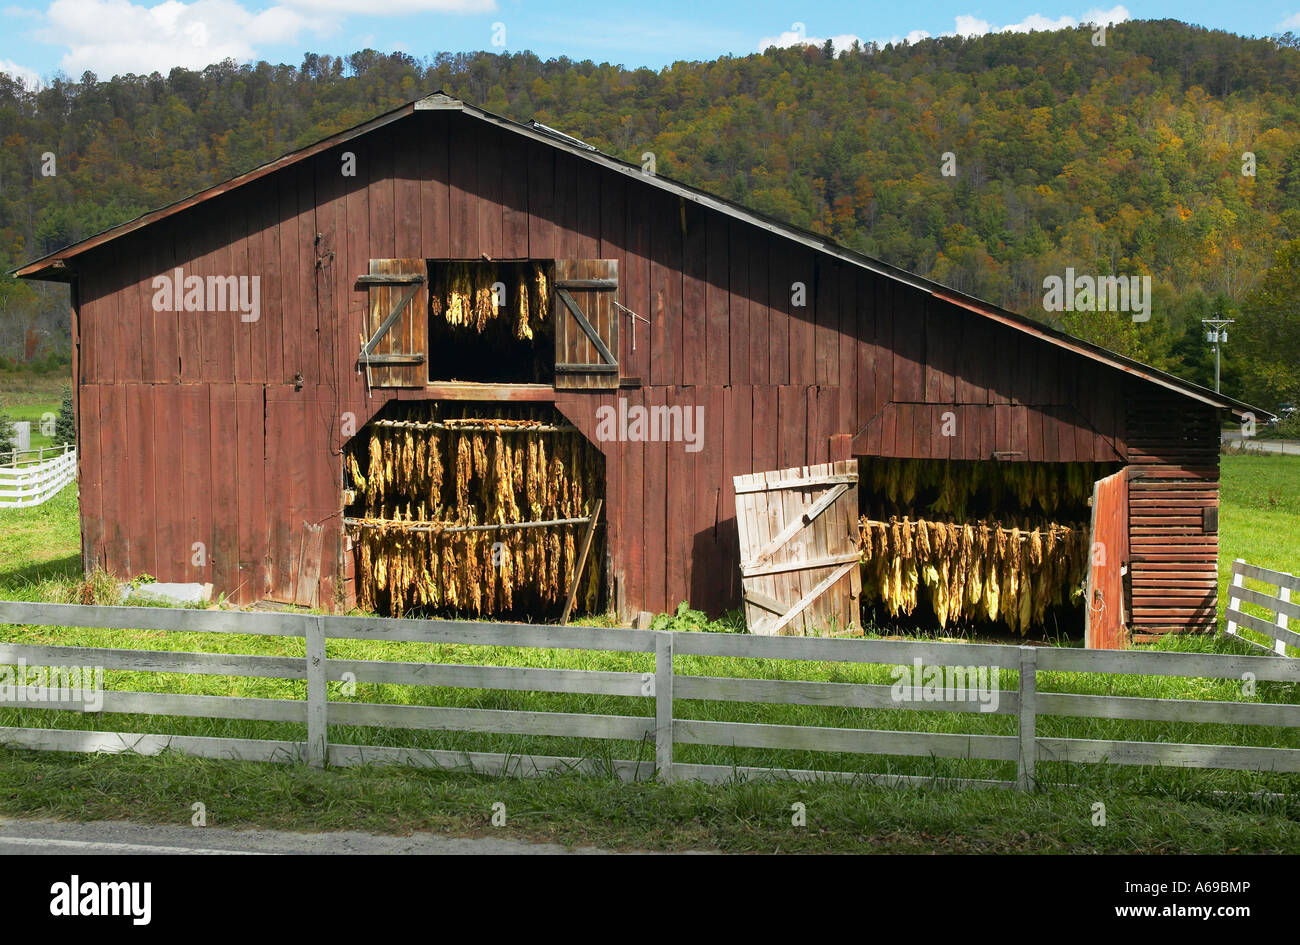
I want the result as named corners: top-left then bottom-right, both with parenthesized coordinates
top-left (2, 0), bottom-right (1299, 87)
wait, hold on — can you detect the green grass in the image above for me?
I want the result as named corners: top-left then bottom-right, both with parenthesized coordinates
top-left (3, 401), bottom-right (62, 452)
top-left (0, 371), bottom-right (69, 407)
top-left (0, 452), bottom-right (1297, 851)
top-left (1216, 452), bottom-right (1300, 654)
top-left (0, 368), bottom-right (68, 453)
top-left (0, 485), bottom-right (80, 589)
top-left (2, 749), bottom-right (1297, 853)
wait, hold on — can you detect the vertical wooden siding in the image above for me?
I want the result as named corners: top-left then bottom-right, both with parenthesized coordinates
top-left (70, 108), bottom-right (1218, 621)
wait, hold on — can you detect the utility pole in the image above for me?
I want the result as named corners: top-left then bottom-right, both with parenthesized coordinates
top-left (1202, 316), bottom-right (1234, 394)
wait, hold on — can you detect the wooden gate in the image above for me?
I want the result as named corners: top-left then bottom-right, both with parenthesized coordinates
top-left (1085, 468), bottom-right (1129, 649)
top-left (733, 460), bottom-right (862, 636)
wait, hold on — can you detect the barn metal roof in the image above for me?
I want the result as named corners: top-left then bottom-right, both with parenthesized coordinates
top-left (15, 91), bottom-right (1257, 416)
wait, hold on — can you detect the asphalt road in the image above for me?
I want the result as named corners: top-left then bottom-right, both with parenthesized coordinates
top-left (0, 817), bottom-right (646, 854)
top-left (1220, 433), bottom-right (1300, 454)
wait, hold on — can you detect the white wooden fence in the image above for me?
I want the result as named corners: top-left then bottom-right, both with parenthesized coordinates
top-left (1226, 558), bottom-right (1299, 657)
top-left (0, 601), bottom-right (1298, 788)
top-left (0, 445), bottom-right (76, 508)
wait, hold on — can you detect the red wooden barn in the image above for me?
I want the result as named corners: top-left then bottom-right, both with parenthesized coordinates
top-left (16, 92), bottom-right (1253, 644)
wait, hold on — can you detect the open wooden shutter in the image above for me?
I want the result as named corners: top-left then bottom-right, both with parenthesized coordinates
top-left (734, 461), bottom-right (862, 636)
top-left (358, 258), bottom-right (427, 387)
top-left (1085, 468), bottom-right (1129, 649)
top-left (554, 259), bottom-right (618, 390)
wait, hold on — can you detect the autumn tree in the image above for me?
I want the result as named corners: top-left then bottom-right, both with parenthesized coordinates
top-left (1236, 240), bottom-right (1300, 410)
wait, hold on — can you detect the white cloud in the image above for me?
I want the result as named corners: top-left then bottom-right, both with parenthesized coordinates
top-left (757, 28), bottom-right (866, 53)
top-left (1279, 12), bottom-right (1300, 30)
top-left (27, 0), bottom-right (494, 77)
top-left (865, 6), bottom-right (1130, 49)
top-left (1001, 13), bottom-right (1080, 32)
top-left (37, 0), bottom-right (328, 75)
top-left (875, 29), bottom-right (932, 46)
top-left (245, 4), bottom-right (320, 43)
top-left (1081, 5), bottom-right (1131, 27)
top-left (0, 59), bottom-right (42, 88)
top-left (952, 16), bottom-right (991, 37)
top-left (951, 5), bottom-right (1130, 38)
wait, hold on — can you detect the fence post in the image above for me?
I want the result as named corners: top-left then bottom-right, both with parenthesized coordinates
top-left (1017, 646), bottom-right (1037, 791)
top-left (1225, 558), bottom-right (1245, 640)
top-left (306, 616), bottom-right (328, 768)
top-left (655, 631), bottom-right (674, 783)
top-left (1278, 586), bottom-right (1292, 656)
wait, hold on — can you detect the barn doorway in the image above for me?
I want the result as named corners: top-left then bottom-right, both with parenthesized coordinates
top-left (359, 256), bottom-right (619, 391)
top-left (423, 260), bottom-right (556, 384)
top-left (342, 401), bottom-right (606, 619)
top-left (856, 458), bottom-right (1121, 640)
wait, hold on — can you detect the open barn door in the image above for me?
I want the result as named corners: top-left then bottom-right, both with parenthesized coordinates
top-left (358, 259), bottom-right (428, 387)
top-left (554, 260), bottom-right (618, 389)
top-left (733, 461), bottom-right (862, 636)
top-left (1085, 468), bottom-right (1129, 649)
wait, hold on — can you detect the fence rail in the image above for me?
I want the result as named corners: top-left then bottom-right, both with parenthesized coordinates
top-left (1, 601), bottom-right (1299, 788)
top-left (0, 445), bottom-right (76, 508)
top-left (1226, 558), bottom-right (1298, 657)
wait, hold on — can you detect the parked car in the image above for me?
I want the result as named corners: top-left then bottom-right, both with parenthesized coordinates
top-left (1267, 403), bottom-right (1297, 428)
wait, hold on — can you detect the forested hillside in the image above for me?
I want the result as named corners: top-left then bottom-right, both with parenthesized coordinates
top-left (2, 18), bottom-right (1299, 408)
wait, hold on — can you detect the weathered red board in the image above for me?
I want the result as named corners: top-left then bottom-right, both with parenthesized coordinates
top-left (1086, 468), bottom-right (1130, 649)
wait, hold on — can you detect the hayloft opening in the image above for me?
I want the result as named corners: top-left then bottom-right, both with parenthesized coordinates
top-left (343, 400), bottom-right (606, 620)
top-left (424, 260), bottom-right (556, 384)
top-left (856, 458), bottom-right (1122, 639)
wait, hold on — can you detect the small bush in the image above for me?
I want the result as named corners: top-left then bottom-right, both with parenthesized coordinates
top-left (68, 567), bottom-right (122, 606)
top-left (651, 601), bottom-right (745, 633)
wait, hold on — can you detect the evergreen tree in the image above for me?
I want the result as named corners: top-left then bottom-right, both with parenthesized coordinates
top-left (55, 386), bottom-right (75, 447)
top-left (0, 399), bottom-right (14, 458)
